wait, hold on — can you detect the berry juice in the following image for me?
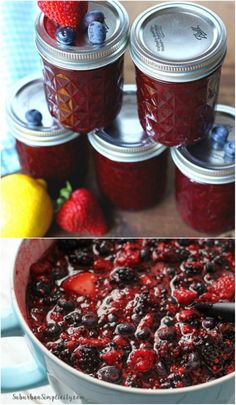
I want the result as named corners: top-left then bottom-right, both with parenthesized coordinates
top-left (26, 238), bottom-right (235, 389)
top-left (130, 3), bottom-right (227, 146)
top-left (89, 86), bottom-right (168, 210)
top-left (171, 105), bottom-right (235, 234)
top-left (35, 1), bottom-right (129, 133)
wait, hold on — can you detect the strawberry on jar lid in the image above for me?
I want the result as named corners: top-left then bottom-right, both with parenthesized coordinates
top-left (171, 105), bottom-right (235, 184)
top-left (130, 2), bottom-right (227, 82)
top-left (35, 1), bottom-right (129, 70)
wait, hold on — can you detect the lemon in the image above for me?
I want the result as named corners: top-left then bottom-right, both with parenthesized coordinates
top-left (0, 174), bottom-right (53, 237)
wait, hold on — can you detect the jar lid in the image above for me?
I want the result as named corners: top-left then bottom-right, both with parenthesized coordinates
top-left (171, 104), bottom-right (235, 184)
top-left (88, 84), bottom-right (166, 162)
top-left (6, 74), bottom-right (79, 146)
top-left (130, 2), bottom-right (227, 82)
top-left (35, 1), bottom-right (129, 71)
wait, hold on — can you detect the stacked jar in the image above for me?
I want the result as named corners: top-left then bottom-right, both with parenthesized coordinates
top-left (129, 2), bottom-right (235, 233)
top-left (7, 75), bottom-right (88, 198)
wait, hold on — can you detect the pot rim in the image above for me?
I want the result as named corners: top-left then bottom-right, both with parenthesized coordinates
top-left (10, 239), bottom-right (235, 396)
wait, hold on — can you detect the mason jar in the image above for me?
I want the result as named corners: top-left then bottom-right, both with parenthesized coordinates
top-left (7, 75), bottom-right (88, 198)
top-left (35, 1), bottom-right (129, 133)
top-left (171, 105), bottom-right (235, 234)
top-left (130, 2), bottom-right (227, 146)
top-left (89, 85), bottom-right (168, 210)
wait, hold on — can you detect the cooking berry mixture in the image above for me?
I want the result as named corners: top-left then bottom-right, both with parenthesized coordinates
top-left (26, 239), bottom-right (235, 389)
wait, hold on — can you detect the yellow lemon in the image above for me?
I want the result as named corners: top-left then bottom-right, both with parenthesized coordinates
top-left (1, 174), bottom-right (53, 237)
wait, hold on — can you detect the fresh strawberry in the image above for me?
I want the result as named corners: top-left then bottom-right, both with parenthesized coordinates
top-left (62, 272), bottom-right (96, 297)
top-left (56, 182), bottom-right (108, 235)
top-left (38, 1), bottom-right (88, 28)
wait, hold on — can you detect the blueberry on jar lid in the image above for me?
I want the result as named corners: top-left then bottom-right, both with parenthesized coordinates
top-left (211, 125), bottom-right (229, 144)
top-left (88, 21), bottom-right (106, 45)
top-left (224, 141), bottom-right (235, 159)
top-left (25, 109), bottom-right (42, 127)
top-left (56, 27), bottom-right (76, 45)
top-left (83, 10), bottom-right (105, 29)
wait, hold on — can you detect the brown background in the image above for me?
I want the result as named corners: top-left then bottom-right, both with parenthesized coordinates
top-left (51, 1), bottom-right (235, 238)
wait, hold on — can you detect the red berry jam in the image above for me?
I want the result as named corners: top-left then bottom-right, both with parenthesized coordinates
top-left (130, 3), bottom-right (226, 146)
top-left (26, 239), bottom-right (235, 389)
top-left (35, 2), bottom-right (129, 133)
top-left (171, 105), bottom-right (235, 234)
top-left (135, 67), bottom-right (220, 146)
top-left (94, 151), bottom-right (168, 210)
top-left (89, 86), bottom-right (168, 210)
top-left (7, 76), bottom-right (88, 198)
top-left (16, 135), bottom-right (88, 198)
top-left (175, 169), bottom-right (235, 234)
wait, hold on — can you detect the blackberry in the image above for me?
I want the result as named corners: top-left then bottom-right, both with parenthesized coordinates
top-left (45, 323), bottom-right (61, 339)
top-left (64, 311), bottom-right (82, 326)
top-left (111, 267), bottom-right (138, 285)
top-left (196, 336), bottom-right (225, 372)
top-left (33, 281), bottom-right (50, 297)
top-left (69, 250), bottom-right (93, 266)
top-left (133, 292), bottom-right (149, 316)
top-left (73, 345), bottom-right (101, 373)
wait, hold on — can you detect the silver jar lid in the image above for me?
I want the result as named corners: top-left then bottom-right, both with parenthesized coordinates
top-left (171, 104), bottom-right (235, 184)
top-left (35, 1), bottom-right (129, 71)
top-left (88, 84), bottom-right (166, 162)
top-left (6, 74), bottom-right (80, 146)
top-left (130, 2), bottom-right (227, 82)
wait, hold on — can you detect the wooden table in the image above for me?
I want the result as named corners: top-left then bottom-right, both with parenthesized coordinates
top-left (49, 0), bottom-right (235, 238)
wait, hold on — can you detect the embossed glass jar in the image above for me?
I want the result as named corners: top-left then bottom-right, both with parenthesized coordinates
top-left (130, 2), bottom-right (227, 146)
top-left (35, 1), bottom-right (129, 133)
top-left (89, 85), bottom-right (168, 210)
top-left (7, 75), bottom-right (88, 198)
top-left (171, 105), bottom-right (235, 234)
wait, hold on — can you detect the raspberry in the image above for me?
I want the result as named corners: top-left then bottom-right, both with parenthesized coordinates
top-left (173, 289), bottom-right (197, 305)
top-left (207, 275), bottom-right (235, 301)
top-left (127, 349), bottom-right (157, 373)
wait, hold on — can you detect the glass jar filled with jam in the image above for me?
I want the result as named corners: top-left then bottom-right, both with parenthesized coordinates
top-left (130, 2), bottom-right (227, 146)
top-left (89, 85), bottom-right (168, 210)
top-left (171, 105), bottom-right (235, 234)
top-left (35, 1), bottom-right (129, 133)
top-left (7, 75), bottom-right (88, 198)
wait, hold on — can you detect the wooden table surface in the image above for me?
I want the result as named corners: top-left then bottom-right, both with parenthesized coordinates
top-left (48, 0), bottom-right (235, 238)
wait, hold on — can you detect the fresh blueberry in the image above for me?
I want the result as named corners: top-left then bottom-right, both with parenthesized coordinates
top-left (211, 125), bottom-right (229, 144)
top-left (157, 326), bottom-right (176, 341)
top-left (111, 267), bottom-right (138, 285)
top-left (97, 366), bottom-right (122, 384)
top-left (82, 312), bottom-right (98, 328)
top-left (224, 141), bottom-right (235, 159)
top-left (83, 10), bottom-right (105, 28)
top-left (25, 109), bottom-right (42, 127)
top-left (136, 327), bottom-right (151, 340)
top-left (116, 323), bottom-right (135, 336)
top-left (88, 21), bottom-right (106, 45)
top-left (56, 27), bottom-right (76, 45)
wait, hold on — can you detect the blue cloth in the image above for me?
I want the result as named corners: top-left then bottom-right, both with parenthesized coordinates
top-left (1, 1), bottom-right (42, 175)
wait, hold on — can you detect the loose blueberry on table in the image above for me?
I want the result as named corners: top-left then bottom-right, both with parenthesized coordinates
top-left (27, 239), bottom-right (235, 389)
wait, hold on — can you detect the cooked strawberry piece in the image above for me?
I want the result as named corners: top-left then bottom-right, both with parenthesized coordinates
top-left (62, 272), bottom-right (97, 297)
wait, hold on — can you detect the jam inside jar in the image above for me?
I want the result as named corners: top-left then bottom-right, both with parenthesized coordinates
top-left (7, 75), bottom-right (88, 198)
top-left (89, 85), bottom-right (168, 210)
top-left (175, 168), bottom-right (235, 234)
top-left (130, 2), bottom-right (227, 146)
top-left (35, 1), bottom-right (129, 133)
top-left (171, 105), bottom-right (235, 234)
top-left (94, 150), bottom-right (168, 210)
